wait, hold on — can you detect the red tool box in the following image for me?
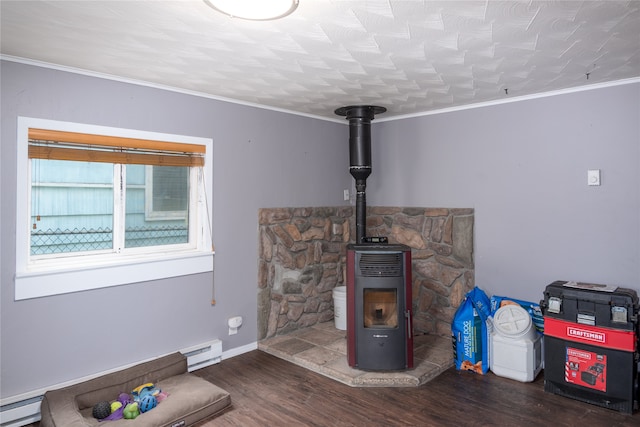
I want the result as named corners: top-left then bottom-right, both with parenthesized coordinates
top-left (541, 280), bottom-right (639, 414)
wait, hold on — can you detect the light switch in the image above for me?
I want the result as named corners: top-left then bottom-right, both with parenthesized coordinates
top-left (587, 169), bottom-right (600, 186)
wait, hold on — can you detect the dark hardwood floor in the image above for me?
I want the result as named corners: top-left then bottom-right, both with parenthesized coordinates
top-left (190, 350), bottom-right (637, 427)
top-left (26, 350), bottom-right (638, 426)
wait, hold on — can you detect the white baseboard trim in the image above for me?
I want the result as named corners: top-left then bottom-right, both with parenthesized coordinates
top-left (222, 341), bottom-right (258, 360)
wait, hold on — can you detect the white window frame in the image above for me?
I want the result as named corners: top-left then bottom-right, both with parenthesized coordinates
top-left (15, 117), bottom-right (214, 300)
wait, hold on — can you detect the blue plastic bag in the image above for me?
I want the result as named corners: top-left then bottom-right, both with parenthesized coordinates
top-left (451, 287), bottom-right (492, 374)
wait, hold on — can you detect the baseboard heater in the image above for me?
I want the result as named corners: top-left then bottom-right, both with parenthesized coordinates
top-left (0, 339), bottom-right (222, 427)
top-left (182, 339), bottom-right (223, 372)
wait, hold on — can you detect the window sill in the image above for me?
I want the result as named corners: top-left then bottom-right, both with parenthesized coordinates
top-left (14, 251), bottom-right (214, 300)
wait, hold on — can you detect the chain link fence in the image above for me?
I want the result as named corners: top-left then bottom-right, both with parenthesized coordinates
top-left (31, 225), bottom-right (188, 255)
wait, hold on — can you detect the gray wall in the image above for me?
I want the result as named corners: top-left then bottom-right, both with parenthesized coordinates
top-left (2, 60), bottom-right (639, 399)
top-left (369, 83), bottom-right (640, 302)
top-left (0, 61), bottom-right (351, 398)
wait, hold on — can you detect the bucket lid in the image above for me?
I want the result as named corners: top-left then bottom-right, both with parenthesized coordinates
top-left (493, 304), bottom-right (533, 339)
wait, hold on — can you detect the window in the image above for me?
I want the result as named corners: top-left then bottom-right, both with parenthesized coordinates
top-left (145, 166), bottom-right (189, 221)
top-left (16, 117), bottom-right (214, 300)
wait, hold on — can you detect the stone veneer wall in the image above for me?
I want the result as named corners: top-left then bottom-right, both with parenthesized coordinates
top-left (257, 207), bottom-right (474, 340)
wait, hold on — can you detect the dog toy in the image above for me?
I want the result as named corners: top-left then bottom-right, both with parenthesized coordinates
top-left (92, 401), bottom-right (111, 420)
top-left (139, 394), bottom-right (158, 413)
top-left (99, 393), bottom-right (132, 422)
top-left (132, 383), bottom-right (161, 401)
top-left (110, 401), bottom-right (122, 413)
top-left (123, 402), bottom-right (140, 419)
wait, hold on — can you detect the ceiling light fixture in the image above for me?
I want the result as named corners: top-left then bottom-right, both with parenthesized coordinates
top-left (204, 0), bottom-right (299, 21)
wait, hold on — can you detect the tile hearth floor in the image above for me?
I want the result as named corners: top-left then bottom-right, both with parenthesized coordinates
top-left (258, 321), bottom-right (453, 387)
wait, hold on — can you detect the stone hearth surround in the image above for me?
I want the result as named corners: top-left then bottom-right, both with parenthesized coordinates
top-left (258, 321), bottom-right (453, 387)
top-left (257, 206), bottom-right (474, 341)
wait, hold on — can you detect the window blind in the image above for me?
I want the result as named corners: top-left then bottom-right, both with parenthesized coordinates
top-left (28, 128), bottom-right (205, 167)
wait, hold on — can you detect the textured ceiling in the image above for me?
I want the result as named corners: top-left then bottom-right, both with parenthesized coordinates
top-left (2, 0), bottom-right (639, 121)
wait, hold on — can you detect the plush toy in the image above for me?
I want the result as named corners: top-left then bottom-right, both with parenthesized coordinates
top-left (123, 402), bottom-right (140, 420)
top-left (132, 383), bottom-right (161, 402)
top-left (156, 391), bottom-right (169, 403)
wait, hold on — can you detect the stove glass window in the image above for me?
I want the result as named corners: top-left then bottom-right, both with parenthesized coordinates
top-left (363, 288), bottom-right (398, 328)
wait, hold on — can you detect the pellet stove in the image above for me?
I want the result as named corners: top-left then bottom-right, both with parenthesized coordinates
top-left (336, 105), bottom-right (413, 371)
top-left (346, 244), bottom-right (413, 370)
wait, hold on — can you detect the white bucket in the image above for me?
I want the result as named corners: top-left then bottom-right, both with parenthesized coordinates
top-left (333, 286), bottom-right (347, 330)
top-left (490, 304), bottom-right (543, 382)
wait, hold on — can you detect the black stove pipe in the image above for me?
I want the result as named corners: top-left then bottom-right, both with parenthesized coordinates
top-left (335, 105), bottom-right (386, 244)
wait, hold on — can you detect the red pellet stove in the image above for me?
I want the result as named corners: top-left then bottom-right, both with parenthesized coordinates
top-left (335, 105), bottom-right (413, 371)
